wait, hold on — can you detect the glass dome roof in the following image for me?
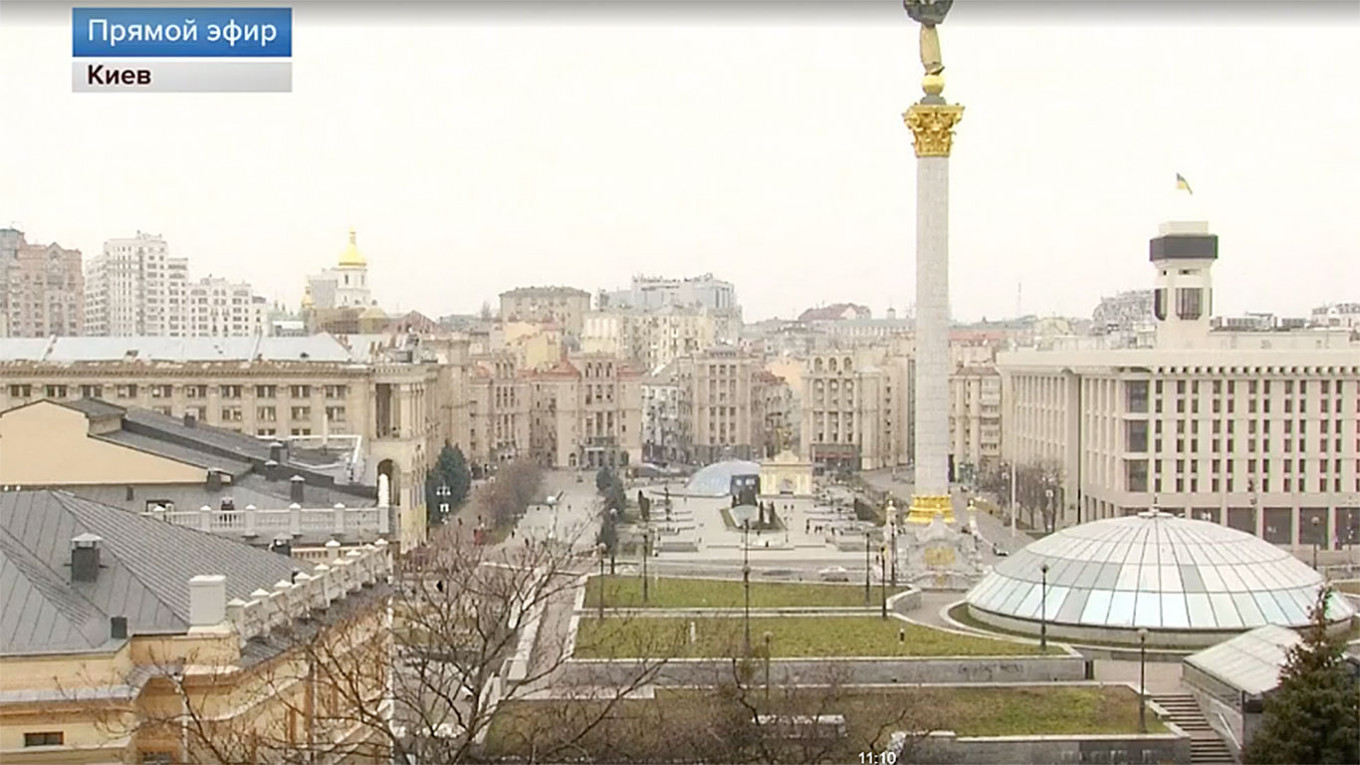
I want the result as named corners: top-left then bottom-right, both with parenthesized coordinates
top-left (966, 511), bottom-right (1354, 632)
top-left (682, 460), bottom-right (760, 497)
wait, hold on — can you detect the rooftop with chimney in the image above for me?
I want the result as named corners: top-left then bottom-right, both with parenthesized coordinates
top-left (0, 490), bottom-right (301, 655)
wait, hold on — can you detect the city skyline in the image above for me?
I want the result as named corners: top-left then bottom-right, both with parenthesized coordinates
top-left (2, 5), bottom-right (1357, 322)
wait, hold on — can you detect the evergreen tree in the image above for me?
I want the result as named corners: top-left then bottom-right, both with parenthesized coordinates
top-left (595, 467), bottom-right (614, 493)
top-left (424, 443), bottom-right (472, 526)
top-left (1243, 586), bottom-right (1360, 764)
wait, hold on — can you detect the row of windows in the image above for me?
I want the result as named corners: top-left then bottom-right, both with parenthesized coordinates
top-left (6, 383), bottom-right (350, 400)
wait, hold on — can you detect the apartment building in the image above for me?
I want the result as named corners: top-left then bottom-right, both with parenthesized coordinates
top-left (798, 348), bottom-right (911, 471)
top-left (468, 352), bottom-right (532, 468)
top-left (641, 363), bottom-right (685, 464)
top-left (532, 354), bottom-right (643, 469)
top-left (673, 346), bottom-right (768, 464)
top-left (182, 275), bottom-right (270, 337)
top-left (0, 231), bottom-right (84, 337)
top-left (950, 364), bottom-right (1002, 476)
top-left (582, 306), bottom-right (719, 371)
top-left (603, 274), bottom-right (742, 344)
top-left (999, 219), bottom-right (1360, 553)
top-left (499, 286), bottom-right (591, 338)
top-left (83, 231), bottom-right (187, 336)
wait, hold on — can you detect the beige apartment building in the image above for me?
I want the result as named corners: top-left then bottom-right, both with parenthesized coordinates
top-left (798, 348), bottom-right (911, 472)
top-left (581, 306), bottom-right (719, 372)
top-left (0, 334), bottom-right (456, 547)
top-left (499, 286), bottom-right (591, 338)
top-left (532, 354), bottom-right (643, 469)
top-left (0, 232), bottom-right (84, 338)
top-left (673, 346), bottom-right (769, 463)
top-left (950, 364), bottom-right (1003, 476)
top-left (999, 219), bottom-right (1360, 554)
top-left (467, 352), bottom-right (532, 467)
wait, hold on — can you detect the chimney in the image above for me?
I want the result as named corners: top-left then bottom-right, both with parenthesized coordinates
top-left (184, 411), bottom-right (197, 428)
top-left (269, 535), bottom-right (293, 557)
top-left (264, 459), bottom-right (280, 481)
top-left (290, 475), bottom-right (305, 504)
top-left (71, 534), bottom-right (102, 582)
top-left (188, 575), bottom-right (226, 628)
top-left (206, 469), bottom-right (222, 492)
top-left (269, 441), bottom-right (284, 463)
top-left (110, 616), bottom-right (128, 640)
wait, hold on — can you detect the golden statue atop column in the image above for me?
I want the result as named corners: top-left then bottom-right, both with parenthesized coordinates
top-left (903, 0), bottom-right (964, 157)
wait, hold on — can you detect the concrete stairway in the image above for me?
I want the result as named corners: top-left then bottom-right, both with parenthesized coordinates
top-left (1151, 693), bottom-right (1236, 765)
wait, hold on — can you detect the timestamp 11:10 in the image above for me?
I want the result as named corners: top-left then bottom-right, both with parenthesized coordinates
top-left (859, 751), bottom-right (899, 765)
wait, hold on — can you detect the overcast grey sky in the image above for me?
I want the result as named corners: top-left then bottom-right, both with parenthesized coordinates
top-left (2, 2), bottom-right (1357, 322)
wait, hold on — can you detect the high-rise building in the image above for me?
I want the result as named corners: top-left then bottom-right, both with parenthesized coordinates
top-left (0, 230), bottom-right (84, 337)
top-left (84, 231), bottom-right (187, 336)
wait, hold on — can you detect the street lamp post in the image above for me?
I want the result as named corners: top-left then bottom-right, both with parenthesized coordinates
top-left (597, 543), bottom-right (607, 619)
top-left (743, 559), bottom-right (752, 656)
top-left (1138, 628), bottom-right (1149, 734)
top-left (641, 526), bottom-right (650, 603)
top-left (889, 515), bottom-right (899, 587)
top-left (864, 532), bottom-right (872, 603)
top-left (609, 508), bottom-right (619, 574)
top-left (880, 546), bottom-right (889, 620)
top-left (1044, 487), bottom-right (1054, 534)
top-left (1311, 515), bottom-right (1321, 571)
top-left (1039, 562), bottom-right (1050, 651)
top-left (762, 631), bottom-right (773, 700)
top-left (1009, 460), bottom-right (1017, 538)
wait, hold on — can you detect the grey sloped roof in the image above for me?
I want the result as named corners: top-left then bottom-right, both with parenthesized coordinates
top-left (0, 334), bottom-right (354, 363)
top-left (0, 491), bottom-right (298, 656)
top-left (122, 407), bottom-right (274, 462)
top-left (97, 430), bottom-right (255, 475)
top-left (1184, 624), bottom-right (1301, 696)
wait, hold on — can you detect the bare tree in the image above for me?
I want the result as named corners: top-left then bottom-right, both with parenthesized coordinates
top-left (81, 522), bottom-right (676, 764)
top-left (473, 458), bottom-right (543, 530)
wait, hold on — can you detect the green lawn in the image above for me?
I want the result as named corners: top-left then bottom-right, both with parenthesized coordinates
top-left (585, 575), bottom-right (908, 609)
top-left (483, 685), bottom-right (1162, 761)
top-left (573, 615), bottom-right (1054, 658)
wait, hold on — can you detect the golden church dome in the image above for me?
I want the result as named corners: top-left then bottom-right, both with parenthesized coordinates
top-left (338, 228), bottom-right (366, 268)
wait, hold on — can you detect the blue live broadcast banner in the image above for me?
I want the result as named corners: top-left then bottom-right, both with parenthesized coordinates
top-left (72, 7), bottom-right (292, 58)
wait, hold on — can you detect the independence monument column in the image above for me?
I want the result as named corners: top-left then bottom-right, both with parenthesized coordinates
top-left (903, 0), bottom-right (963, 524)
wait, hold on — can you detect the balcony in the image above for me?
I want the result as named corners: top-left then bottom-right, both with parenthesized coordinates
top-left (143, 502), bottom-right (391, 539)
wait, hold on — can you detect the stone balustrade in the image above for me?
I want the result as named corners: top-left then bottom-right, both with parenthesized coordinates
top-left (144, 502), bottom-right (391, 538)
top-left (224, 539), bottom-right (392, 643)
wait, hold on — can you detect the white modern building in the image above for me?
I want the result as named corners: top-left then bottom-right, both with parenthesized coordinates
top-left (999, 219), bottom-right (1360, 556)
top-left (181, 275), bottom-right (270, 337)
top-left (83, 232), bottom-right (269, 338)
top-left (84, 231), bottom-right (188, 336)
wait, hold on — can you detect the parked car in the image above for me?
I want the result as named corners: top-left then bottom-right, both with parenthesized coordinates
top-left (818, 566), bottom-right (851, 582)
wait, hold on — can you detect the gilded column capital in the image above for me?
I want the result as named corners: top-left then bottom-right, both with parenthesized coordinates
top-left (903, 103), bottom-right (965, 158)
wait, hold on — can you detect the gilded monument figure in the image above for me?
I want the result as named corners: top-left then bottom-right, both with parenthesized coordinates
top-left (903, 0), bottom-right (953, 76)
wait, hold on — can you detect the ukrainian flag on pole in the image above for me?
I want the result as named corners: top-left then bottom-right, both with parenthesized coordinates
top-left (1175, 173), bottom-right (1194, 195)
